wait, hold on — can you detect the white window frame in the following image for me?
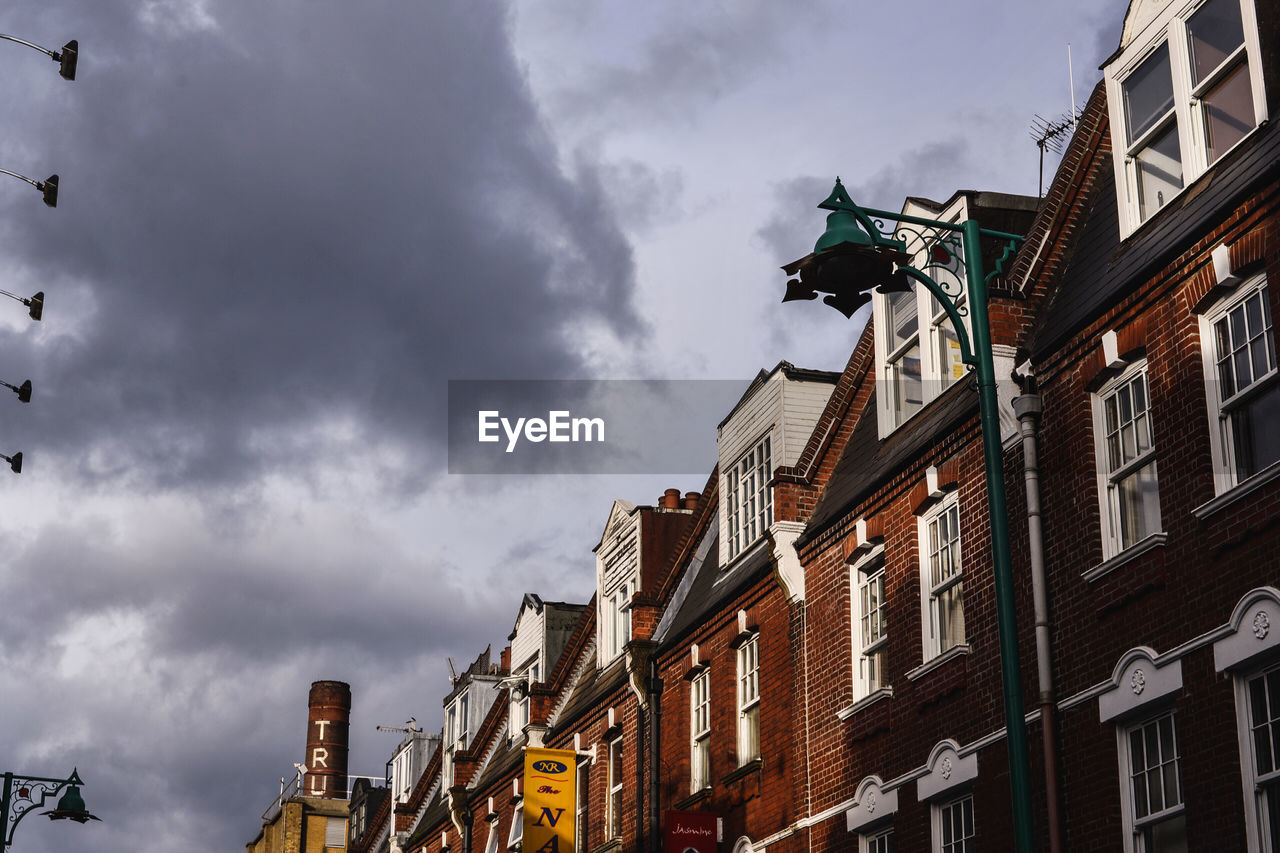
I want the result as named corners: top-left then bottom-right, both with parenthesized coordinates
top-left (851, 547), bottom-right (889, 701)
top-left (1117, 711), bottom-right (1186, 853)
top-left (575, 758), bottom-right (590, 852)
top-left (1092, 361), bottom-right (1163, 557)
top-left (507, 798), bottom-right (523, 851)
top-left (737, 633), bottom-right (761, 765)
top-left (391, 740), bottom-right (416, 803)
top-left (690, 669), bottom-right (711, 791)
top-left (1199, 274), bottom-right (1278, 494)
top-left (872, 213), bottom-right (971, 437)
top-left (443, 691), bottom-right (469, 782)
top-left (919, 493), bottom-right (964, 661)
top-left (861, 826), bottom-right (895, 853)
top-left (484, 817), bottom-right (501, 853)
top-left (510, 658), bottom-right (540, 741)
top-left (1105, 0), bottom-right (1268, 235)
top-left (726, 434), bottom-right (773, 561)
top-left (1235, 662), bottom-right (1280, 852)
top-left (607, 736), bottom-right (624, 839)
top-left (600, 581), bottom-right (633, 666)
top-left (931, 793), bottom-right (974, 853)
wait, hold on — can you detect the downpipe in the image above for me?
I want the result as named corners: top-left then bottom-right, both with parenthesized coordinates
top-left (1012, 380), bottom-right (1064, 853)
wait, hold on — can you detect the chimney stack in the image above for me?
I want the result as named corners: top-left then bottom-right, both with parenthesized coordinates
top-left (305, 680), bottom-right (351, 799)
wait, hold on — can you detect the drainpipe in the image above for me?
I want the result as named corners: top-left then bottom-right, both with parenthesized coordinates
top-left (1012, 378), bottom-right (1064, 853)
top-left (636, 701), bottom-right (647, 849)
top-left (648, 661), bottom-right (663, 853)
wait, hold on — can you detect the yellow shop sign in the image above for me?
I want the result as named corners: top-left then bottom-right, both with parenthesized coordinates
top-left (523, 748), bottom-right (577, 853)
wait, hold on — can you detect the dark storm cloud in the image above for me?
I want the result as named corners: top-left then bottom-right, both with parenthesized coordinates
top-left (0, 1), bottom-right (641, 492)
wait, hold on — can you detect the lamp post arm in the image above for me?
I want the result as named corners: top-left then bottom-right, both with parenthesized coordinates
top-left (0, 169), bottom-right (42, 192)
top-left (0, 34), bottom-right (57, 59)
top-left (2, 769), bottom-right (83, 849)
top-left (897, 265), bottom-right (976, 366)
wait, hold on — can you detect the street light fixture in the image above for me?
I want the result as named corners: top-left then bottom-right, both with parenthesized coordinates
top-left (0, 290), bottom-right (44, 322)
top-left (1, 769), bottom-right (99, 849)
top-left (0, 35), bottom-right (78, 80)
top-left (782, 177), bottom-right (1035, 853)
top-left (0, 452), bottom-right (22, 474)
top-left (0, 380), bottom-right (32, 404)
top-left (0, 170), bottom-right (58, 208)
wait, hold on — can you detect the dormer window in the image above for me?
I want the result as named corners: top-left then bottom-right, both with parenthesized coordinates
top-left (510, 659), bottom-right (541, 739)
top-left (883, 292), bottom-right (923, 425)
top-left (872, 215), bottom-right (968, 435)
top-left (601, 582), bottom-right (632, 664)
top-left (726, 435), bottom-right (772, 560)
top-left (1106, 0), bottom-right (1267, 234)
top-left (443, 691), bottom-right (469, 779)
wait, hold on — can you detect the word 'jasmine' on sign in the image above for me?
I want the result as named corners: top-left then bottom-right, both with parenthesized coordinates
top-left (478, 410), bottom-right (605, 453)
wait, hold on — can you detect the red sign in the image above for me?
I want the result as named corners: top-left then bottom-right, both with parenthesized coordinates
top-left (665, 810), bottom-right (717, 853)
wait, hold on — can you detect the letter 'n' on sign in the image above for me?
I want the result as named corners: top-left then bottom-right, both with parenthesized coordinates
top-left (523, 747), bottom-right (577, 853)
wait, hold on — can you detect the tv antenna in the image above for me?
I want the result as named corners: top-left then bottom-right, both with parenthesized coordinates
top-left (1029, 112), bottom-right (1078, 197)
top-left (376, 717), bottom-right (423, 735)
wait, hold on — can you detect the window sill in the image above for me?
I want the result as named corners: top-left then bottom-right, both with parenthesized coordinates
top-left (907, 644), bottom-right (970, 682)
top-left (673, 788), bottom-right (712, 810)
top-left (590, 840), bottom-right (622, 853)
top-left (1193, 461), bottom-right (1280, 520)
top-left (837, 687), bottom-right (893, 720)
top-left (720, 758), bottom-right (762, 785)
top-left (1083, 533), bottom-right (1168, 582)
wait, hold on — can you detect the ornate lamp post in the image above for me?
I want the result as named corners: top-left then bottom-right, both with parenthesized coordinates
top-left (782, 178), bottom-right (1035, 852)
top-left (1, 769), bottom-right (100, 850)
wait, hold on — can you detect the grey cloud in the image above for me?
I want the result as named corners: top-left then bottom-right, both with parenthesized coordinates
top-left (537, 0), bottom-right (831, 131)
top-left (0, 0), bottom-right (641, 495)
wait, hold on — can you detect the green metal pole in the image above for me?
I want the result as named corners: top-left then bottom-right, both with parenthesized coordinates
top-left (1, 772), bottom-right (12, 851)
top-left (961, 219), bottom-right (1036, 852)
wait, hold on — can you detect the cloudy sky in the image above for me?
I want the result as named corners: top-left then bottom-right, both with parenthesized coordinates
top-left (0, 2), bottom-right (1120, 852)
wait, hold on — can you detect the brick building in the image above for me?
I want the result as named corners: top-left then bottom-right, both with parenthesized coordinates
top-left (256, 0), bottom-right (1279, 850)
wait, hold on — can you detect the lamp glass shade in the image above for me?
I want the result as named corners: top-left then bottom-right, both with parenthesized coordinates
top-left (43, 785), bottom-right (100, 823)
top-left (813, 209), bottom-right (872, 253)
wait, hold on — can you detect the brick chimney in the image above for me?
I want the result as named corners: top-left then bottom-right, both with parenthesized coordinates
top-left (305, 680), bottom-right (351, 799)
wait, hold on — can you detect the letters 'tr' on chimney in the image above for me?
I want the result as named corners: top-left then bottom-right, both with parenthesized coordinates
top-left (305, 680), bottom-right (351, 799)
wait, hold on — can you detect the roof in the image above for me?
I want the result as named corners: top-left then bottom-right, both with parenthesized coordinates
top-left (798, 379), bottom-right (980, 547)
top-left (717, 360), bottom-right (841, 430)
top-left (653, 531), bottom-right (771, 647)
top-left (1032, 117), bottom-right (1280, 359)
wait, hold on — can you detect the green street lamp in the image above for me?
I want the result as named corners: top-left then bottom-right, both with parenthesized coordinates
top-left (783, 178), bottom-right (1035, 853)
top-left (1, 769), bottom-right (100, 849)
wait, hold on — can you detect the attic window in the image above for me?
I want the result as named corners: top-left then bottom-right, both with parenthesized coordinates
top-left (1105, 0), bottom-right (1266, 234)
top-left (725, 435), bottom-right (772, 560)
top-left (871, 212), bottom-right (968, 436)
